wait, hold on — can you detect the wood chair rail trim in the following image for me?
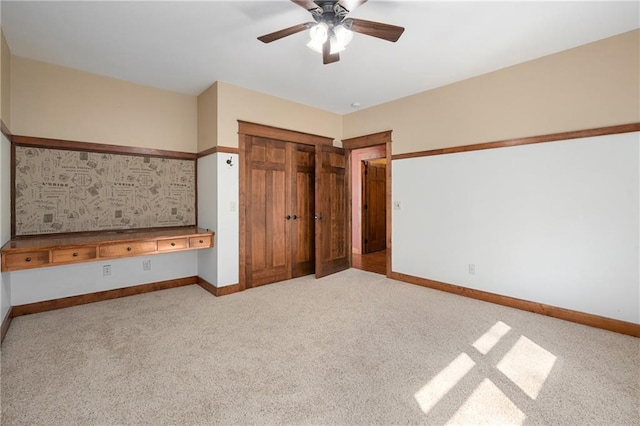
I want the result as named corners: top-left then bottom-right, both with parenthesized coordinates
top-left (197, 146), bottom-right (240, 158)
top-left (392, 123), bottom-right (640, 160)
top-left (11, 135), bottom-right (197, 159)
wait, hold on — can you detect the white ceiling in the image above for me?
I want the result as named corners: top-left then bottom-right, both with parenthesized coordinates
top-left (1, 1), bottom-right (638, 114)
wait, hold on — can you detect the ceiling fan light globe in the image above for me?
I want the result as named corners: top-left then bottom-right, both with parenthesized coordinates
top-left (306, 39), bottom-right (324, 54)
top-left (329, 36), bottom-right (346, 54)
top-left (334, 25), bottom-right (353, 47)
top-left (309, 22), bottom-right (328, 43)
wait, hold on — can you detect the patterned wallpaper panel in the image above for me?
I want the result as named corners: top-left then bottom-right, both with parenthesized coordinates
top-left (15, 146), bottom-right (196, 236)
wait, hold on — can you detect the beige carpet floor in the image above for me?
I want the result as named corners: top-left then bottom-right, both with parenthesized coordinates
top-left (1, 268), bottom-right (638, 425)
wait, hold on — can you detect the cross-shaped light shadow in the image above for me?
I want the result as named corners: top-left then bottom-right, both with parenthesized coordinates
top-left (414, 320), bottom-right (557, 425)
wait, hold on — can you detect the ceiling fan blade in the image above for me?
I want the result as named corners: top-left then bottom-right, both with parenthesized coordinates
top-left (322, 40), bottom-right (340, 65)
top-left (337, 0), bottom-right (368, 12)
top-left (348, 18), bottom-right (405, 42)
top-left (291, 0), bottom-right (322, 12)
top-left (258, 22), bottom-right (313, 43)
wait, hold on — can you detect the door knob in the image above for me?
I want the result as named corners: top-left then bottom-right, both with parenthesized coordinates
top-left (285, 215), bottom-right (291, 220)
top-left (292, 215), bottom-right (298, 220)
top-left (314, 214), bottom-right (323, 220)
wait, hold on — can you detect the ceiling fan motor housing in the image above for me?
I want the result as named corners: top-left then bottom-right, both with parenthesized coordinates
top-left (311, 1), bottom-right (349, 27)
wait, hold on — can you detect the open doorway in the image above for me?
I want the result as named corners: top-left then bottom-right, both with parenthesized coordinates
top-left (350, 145), bottom-right (387, 275)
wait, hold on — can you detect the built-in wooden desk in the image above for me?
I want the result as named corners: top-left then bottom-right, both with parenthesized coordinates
top-left (1, 227), bottom-right (214, 272)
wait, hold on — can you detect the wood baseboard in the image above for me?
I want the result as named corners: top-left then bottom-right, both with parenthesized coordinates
top-left (11, 276), bottom-right (199, 317)
top-left (389, 271), bottom-right (640, 338)
top-left (2, 275), bottom-right (240, 343)
top-left (1, 307), bottom-right (13, 343)
top-left (197, 277), bottom-right (241, 297)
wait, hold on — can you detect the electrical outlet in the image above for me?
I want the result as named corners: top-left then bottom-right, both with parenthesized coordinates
top-left (143, 260), bottom-right (151, 271)
top-left (103, 265), bottom-right (112, 276)
top-left (468, 264), bottom-right (476, 275)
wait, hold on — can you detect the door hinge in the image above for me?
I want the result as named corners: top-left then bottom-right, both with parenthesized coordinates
top-left (364, 204), bottom-right (368, 210)
top-left (364, 238), bottom-right (368, 244)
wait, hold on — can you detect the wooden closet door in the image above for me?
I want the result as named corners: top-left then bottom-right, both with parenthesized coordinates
top-left (245, 138), bottom-right (316, 287)
top-left (245, 137), bottom-right (290, 287)
top-left (290, 144), bottom-right (315, 278)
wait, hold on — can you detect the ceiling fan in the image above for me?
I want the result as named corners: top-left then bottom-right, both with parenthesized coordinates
top-left (258, 0), bottom-right (405, 65)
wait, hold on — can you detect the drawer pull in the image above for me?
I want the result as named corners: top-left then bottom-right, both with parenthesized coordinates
top-left (73, 252), bottom-right (79, 257)
top-left (199, 240), bottom-right (204, 244)
top-left (171, 242), bottom-right (176, 247)
top-left (25, 257), bottom-right (31, 262)
top-left (127, 247), bottom-right (132, 252)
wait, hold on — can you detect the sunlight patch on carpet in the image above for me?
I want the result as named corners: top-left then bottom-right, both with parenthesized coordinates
top-left (414, 352), bottom-right (476, 414)
top-left (445, 378), bottom-right (526, 425)
top-left (497, 335), bottom-right (557, 400)
top-left (415, 320), bottom-right (558, 421)
top-left (472, 320), bottom-right (511, 355)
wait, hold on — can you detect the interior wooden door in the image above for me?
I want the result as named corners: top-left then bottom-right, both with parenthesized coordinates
top-left (363, 160), bottom-right (387, 253)
top-left (245, 137), bottom-right (316, 287)
top-left (245, 136), bottom-right (290, 287)
top-left (315, 144), bottom-right (350, 278)
top-left (290, 143), bottom-right (315, 278)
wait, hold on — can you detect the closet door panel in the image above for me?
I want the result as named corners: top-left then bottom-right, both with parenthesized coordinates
top-left (246, 137), bottom-right (290, 287)
top-left (269, 169), bottom-right (287, 269)
top-left (250, 168), bottom-right (267, 271)
top-left (315, 145), bottom-right (350, 278)
top-left (291, 144), bottom-right (315, 278)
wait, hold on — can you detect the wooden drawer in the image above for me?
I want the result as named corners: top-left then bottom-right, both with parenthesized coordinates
top-left (52, 246), bottom-right (97, 264)
top-left (1, 228), bottom-right (214, 272)
top-left (158, 238), bottom-right (188, 251)
top-left (99, 241), bottom-right (157, 258)
top-left (189, 235), bottom-right (212, 248)
top-left (4, 250), bottom-right (49, 271)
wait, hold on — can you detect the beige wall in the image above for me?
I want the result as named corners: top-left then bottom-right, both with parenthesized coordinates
top-left (6, 29), bottom-right (639, 154)
top-left (343, 30), bottom-right (640, 155)
top-left (197, 82), bottom-right (218, 152)
top-left (1, 30), bottom-right (10, 127)
top-left (216, 81), bottom-right (342, 148)
top-left (11, 56), bottom-right (198, 152)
